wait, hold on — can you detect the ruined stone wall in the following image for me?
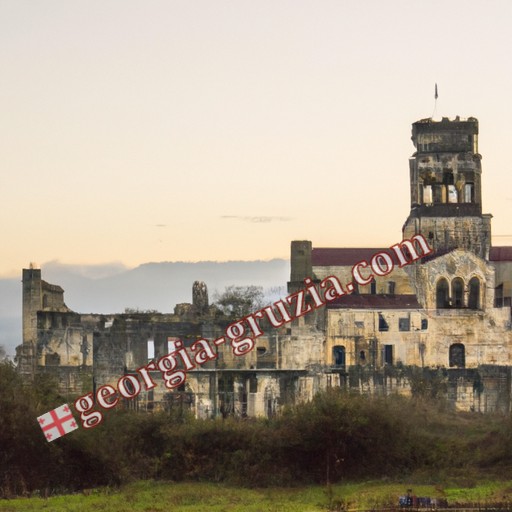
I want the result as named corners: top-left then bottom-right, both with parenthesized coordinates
top-left (188, 372), bottom-right (215, 418)
top-left (326, 308), bottom-right (427, 367)
top-left (22, 268), bottom-right (42, 346)
top-left (160, 369), bottom-right (304, 420)
top-left (39, 365), bottom-right (93, 397)
top-left (217, 338), bottom-right (257, 370)
top-left (403, 215), bottom-right (492, 261)
top-left (30, 311), bottom-right (99, 393)
top-left (93, 313), bottom-right (226, 388)
top-left (15, 343), bottom-right (35, 378)
top-left (36, 320), bottom-right (93, 367)
top-left (424, 308), bottom-right (511, 367)
top-left (279, 315), bottom-right (324, 370)
top-left (288, 240), bottom-right (312, 293)
top-left (40, 281), bottom-right (68, 311)
top-left (20, 268), bottom-right (75, 380)
top-left (326, 305), bottom-right (512, 370)
top-left (336, 364), bottom-right (512, 414)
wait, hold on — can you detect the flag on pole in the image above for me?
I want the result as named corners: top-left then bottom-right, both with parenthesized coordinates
top-left (37, 404), bottom-right (78, 442)
top-left (435, 83), bottom-right (438, 100)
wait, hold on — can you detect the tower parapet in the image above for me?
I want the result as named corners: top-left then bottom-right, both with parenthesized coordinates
top-left (404, 116), bottom-right (491, 260)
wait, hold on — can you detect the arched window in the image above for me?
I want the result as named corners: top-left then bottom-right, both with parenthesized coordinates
top-left (332, 346), bottom-right (345, 367)
top-left (436, 278), bottom-right (450, 309)
top-left (449, 343), bottom-right (465, 368)
top-left (468, 277), bottom-right (480, 309)
top-left (452, 278), bottom-right (464, 308)
top-left (42, 294), bottom-right (48, 309)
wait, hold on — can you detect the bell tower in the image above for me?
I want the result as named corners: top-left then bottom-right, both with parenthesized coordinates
top-left (403, 116), bottom-right (492, 260)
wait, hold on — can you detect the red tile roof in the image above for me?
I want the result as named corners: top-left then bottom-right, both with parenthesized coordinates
top-left (312, 248), bottom-right (387, 266)
top-left (327, 294), bottom-right (421, 310)
top-left (490, 247), bottom-right (512, 261)
top-left (313, 246), bottom-right (512, 265)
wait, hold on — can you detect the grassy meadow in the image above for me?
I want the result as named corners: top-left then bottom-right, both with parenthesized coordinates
top-left (4, 361), bottom-right (512, 510)
top-left (2, 480), bottom-right (512, 512)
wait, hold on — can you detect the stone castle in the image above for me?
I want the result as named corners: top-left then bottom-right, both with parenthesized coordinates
top-left (15, 116), bottom-right (512, 415)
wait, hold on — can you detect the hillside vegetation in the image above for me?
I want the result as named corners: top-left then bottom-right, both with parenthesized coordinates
top-left (2, 360), bottom-right (512, 499)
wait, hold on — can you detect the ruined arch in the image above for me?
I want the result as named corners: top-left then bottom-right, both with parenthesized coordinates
top-left (468, 276), bottom-right (481, 310)
top-left (452, 278), bottom-right (464, 308)
top-left (436, 278), bottom-right (450, 309)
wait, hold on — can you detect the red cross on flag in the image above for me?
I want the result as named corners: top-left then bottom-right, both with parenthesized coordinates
top-left (37, 404), bottom-right (78, 442)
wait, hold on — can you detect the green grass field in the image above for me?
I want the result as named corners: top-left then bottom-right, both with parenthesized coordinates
top-left (1, 480), bottom-right (512, 512)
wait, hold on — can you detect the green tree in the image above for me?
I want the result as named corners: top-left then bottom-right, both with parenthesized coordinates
top-left (214, 285), bottom-right (264, 317)
top-left (0, 360), bottom-right (62, 496)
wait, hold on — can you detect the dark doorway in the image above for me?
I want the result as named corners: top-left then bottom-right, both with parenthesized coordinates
top-left (449, 343), bottom-right (465, 368)
top-left (383, 345), bottom-right (393, 365)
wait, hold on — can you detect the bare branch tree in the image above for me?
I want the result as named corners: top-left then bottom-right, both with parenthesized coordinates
top-left (213, 285), bottom-right (265, 318)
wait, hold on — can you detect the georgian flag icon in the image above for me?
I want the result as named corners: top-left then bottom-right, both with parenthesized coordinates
top-left (37, 404), bottom-right (78, 442)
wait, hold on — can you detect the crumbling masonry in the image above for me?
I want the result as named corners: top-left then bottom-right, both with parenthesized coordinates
top-left (16, 116), bottom-right (512, 415)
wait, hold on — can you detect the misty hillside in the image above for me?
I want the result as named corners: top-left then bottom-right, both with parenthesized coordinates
top-left (0, 259), bottom-right (290, 359)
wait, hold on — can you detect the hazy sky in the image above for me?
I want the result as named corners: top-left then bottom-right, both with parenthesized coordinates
top-left (2, 0), bottom-right (512, 277)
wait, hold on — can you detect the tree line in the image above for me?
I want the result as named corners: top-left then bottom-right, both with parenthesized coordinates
top-left (1, 359), bottom-right (512, 498)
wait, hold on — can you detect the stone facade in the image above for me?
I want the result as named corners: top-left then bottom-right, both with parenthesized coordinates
top-left (15, 116), bottom-right (512, 415)
top-left (300, 117), bottom-right (512, 411)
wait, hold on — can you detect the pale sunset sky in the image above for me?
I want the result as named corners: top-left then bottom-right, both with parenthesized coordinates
top-left (1, 1), bottom-right (512, 277)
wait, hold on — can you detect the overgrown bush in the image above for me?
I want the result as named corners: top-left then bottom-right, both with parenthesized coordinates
top-left (2, 361), bottom-right (512, 497)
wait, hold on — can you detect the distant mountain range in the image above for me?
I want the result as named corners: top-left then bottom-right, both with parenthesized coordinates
top-left (0, 259), bottom-right (289, 360)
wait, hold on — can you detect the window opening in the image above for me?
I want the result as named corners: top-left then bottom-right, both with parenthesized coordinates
top-left (378, 314), bottom-right (389, 332)
top-left (333, 345), bottom-right (346, 367)
top-left (452, 278), bottom-right (464, 308)
top-left (449, 343), bottom-right (465, 368)
top-left (399, 317), bottom-right (410, 331)
top-left (383, 345), bottom-right (393, 365)
top-left (468, 277), bottom-right (480, 309)
top-left (436, 278), bottom-right (450, 308)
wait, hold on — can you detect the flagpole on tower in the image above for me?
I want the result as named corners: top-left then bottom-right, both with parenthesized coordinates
top-left (432, 83), bottom-right (438, 119)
